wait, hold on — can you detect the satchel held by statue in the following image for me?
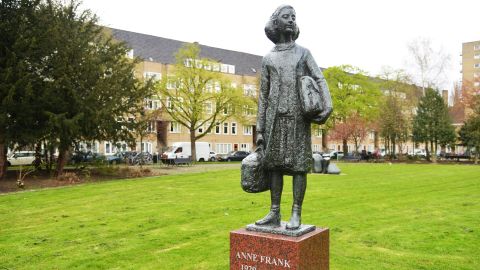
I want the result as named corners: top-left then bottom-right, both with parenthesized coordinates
top-left (298, 76), bottom-right (323, 118)
top-left (241, 147), bottom-right (270, 193)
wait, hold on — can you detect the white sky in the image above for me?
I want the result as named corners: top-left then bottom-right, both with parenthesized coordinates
top-left (81, 0), bottom-right (479, 91)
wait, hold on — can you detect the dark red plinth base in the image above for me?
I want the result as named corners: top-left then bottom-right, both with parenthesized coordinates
top-left (230, 227), bottom-right (329, 270)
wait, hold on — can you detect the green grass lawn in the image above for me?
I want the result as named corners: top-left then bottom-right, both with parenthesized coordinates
top-left (0, 164), bottom-right (479, 269)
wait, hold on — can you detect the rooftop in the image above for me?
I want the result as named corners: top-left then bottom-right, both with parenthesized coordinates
top-left (109, 28), bottom-right (262, 77)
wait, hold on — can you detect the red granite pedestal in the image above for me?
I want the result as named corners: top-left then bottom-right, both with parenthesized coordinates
top-left (230, 228), bottom-right (329, 270)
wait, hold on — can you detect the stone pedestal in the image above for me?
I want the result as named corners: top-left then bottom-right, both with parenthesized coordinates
top-left (230, 227), bottom-right (329, 270)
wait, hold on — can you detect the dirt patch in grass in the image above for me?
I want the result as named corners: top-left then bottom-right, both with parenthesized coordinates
top-left (0, 163), bottom-right (240, 194)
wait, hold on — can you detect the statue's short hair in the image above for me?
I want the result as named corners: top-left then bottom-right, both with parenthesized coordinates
top-left (265, 5), bottom-right (300, 44)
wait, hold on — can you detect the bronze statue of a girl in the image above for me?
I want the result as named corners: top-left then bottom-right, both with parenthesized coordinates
top-left (255, 5), bottom-right (332, 230)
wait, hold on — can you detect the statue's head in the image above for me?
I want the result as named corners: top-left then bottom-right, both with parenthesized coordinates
top-left (265, 5), bottom-right (300, 44)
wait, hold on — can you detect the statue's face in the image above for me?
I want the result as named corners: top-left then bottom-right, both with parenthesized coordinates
top-left (276, 8), bottom-right (296, 34)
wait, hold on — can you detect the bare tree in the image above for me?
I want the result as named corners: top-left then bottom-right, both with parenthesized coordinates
top-left (406, 37), bottom-right (451, 94)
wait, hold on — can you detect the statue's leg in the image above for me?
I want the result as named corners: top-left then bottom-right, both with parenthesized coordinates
top-left (255, 171), bottom-right (283, 227)
top-left (286, 173), bottom-right (306, 230)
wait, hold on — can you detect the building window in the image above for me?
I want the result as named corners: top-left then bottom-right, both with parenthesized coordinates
top-left (215, 122), bottom-right (221, 134)
top-left (474, 72), bottom-right (480, 78)
top-left (145, 97), bottom-right (161, 110)
top-left (144, 72), bottom-right (161, 81)
top-left (184, 58), bottom-right (193, 67)
top-left (243, 125), bottom-right (253, 135)
top-left (221, 64), bottom-right (228, 73)
top-left (140, 142), bottom-right (152, 153)
top-left (312, 144), bottom-right (321, 152)
top-left (167, 76), bottom-right (177, 89)
top-left (194, 59), bottom-right (203, 69)
top-left (146, 121), bottom-right (156, 133)
top-left (231, 123), bottom-right (237, 135)
top-left (205, 101), bottom-right (213, 114)
top-left (243, 105), bottom-right (255, 116)
top-left (214, 81), bottom-right (221, 93)
top-left (228, 65), bottom-right (235, 74)
top-left (474, 82), bottom-right (480, 87)
top-left (105, 142), bottom-right (113, 154)
top-left (474, 53), bottom-right (480, 59)
top-left (116, 142), bottom-right (128, 152)
top-left (243, 84), bottom-right (257, 96)
top-left (166, 97), bottom-right (172, 111)
top-left (212, 63), bottom-right (220, 72)
top-left (475, 63), bottom-right (480, 69)
top-left (205, 81), bottom-right (213, 93)
top-left (170, 122), bottom-right (181, 133)
top-left (223, 122), bottom-right (229, 134)
top-left (127, 49), bottom-right (134, 59)
top-left (474, 44), bottom-right (480, 51)
top-left (314, 127), bottom-right (322, 137)
top-left (240, 143), bottom-right (250, 152)
top-left (79, 141), bottom-right (99, 153)
top-left (216, 143), bottom-right (232, 154)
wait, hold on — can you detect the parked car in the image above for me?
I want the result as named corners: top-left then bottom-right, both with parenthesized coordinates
top-left (105, 152), bottom-right (125, 165)
top-left (216, 151), bottom-right (250, 162)
top-left (209, 151), bottom-right (217, 161)
top-left (360, 150), bottom-right (373, 160)
top-left (407, 149), bottom-right (426, 158)
top-left (342, 152), bottom-right (361, 161)
top-left (329, 150), bottom-right (344, 160)
top-left (6, 151), bottom-right (37, 166)
top-left (70, 151), bottom-right (105, 164)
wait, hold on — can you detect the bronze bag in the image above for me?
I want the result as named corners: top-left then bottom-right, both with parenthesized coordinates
top-left (241, 148), bottom-right (270, 193)
top-left (298, 76), bottom-right (323, 118)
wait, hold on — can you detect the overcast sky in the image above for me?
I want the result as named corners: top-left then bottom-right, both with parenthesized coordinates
top-left (81, 0), bottom-right (479, 91)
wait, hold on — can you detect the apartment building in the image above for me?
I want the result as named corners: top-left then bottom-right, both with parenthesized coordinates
top-left (462, 40), bottom-right (480, 87)
top-left (96, 28), bottom-right (325, 156)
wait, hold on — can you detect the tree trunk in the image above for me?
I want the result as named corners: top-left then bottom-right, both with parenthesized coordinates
top-left (392, 140), bottom-right (396, 159)
top-left (190, 130), bottom-right (197, 162)
top-left (47, 144), bottom-right (55, 173)
top-left (374, 131), bottom-right (379, 149)
top-left (321, 129), bottom-right (328, 152)
top-left (353, 138), bottom-right (358, 155)
top-left (425, 142), bottom-right (431, 162)
top-left (0, 141), bottom-right (6, 180)
top-left (430, 141), bottom-right (436, 163)
top-left (55, 148), bottom-right (68, 177)
top-left (342, 139), bottom-right (348, 155)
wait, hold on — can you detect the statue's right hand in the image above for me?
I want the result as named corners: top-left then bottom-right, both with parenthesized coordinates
top-left (256, 133), bottom-right (264, 149)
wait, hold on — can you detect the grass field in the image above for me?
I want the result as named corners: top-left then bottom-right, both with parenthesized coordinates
top-left (0, 163), bottom-right (479, 269)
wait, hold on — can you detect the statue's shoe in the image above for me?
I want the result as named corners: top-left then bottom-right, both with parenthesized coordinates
top-left (255, 211), bottom-right (281, 227)
top-left (286, 207), bottom-right (301, 230)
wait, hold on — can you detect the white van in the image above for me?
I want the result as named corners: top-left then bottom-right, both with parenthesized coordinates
top-left (161, 142), bottom-right (210, 162)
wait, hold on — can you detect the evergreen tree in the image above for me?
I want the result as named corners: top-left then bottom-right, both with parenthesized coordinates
top-left (459, 96), bottom-right (480, 164)
top-left (36, 1), bottom-right (153, 175)
top-left (1, 0), bottom-right (153, 177)
top-left (0, 0), bottom-right (44, 179)
top-left (412, 88), bottom-right (456, 161)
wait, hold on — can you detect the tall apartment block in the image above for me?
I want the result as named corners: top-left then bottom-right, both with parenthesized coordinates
top-left (461, 40), bottom-right (480, 90)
